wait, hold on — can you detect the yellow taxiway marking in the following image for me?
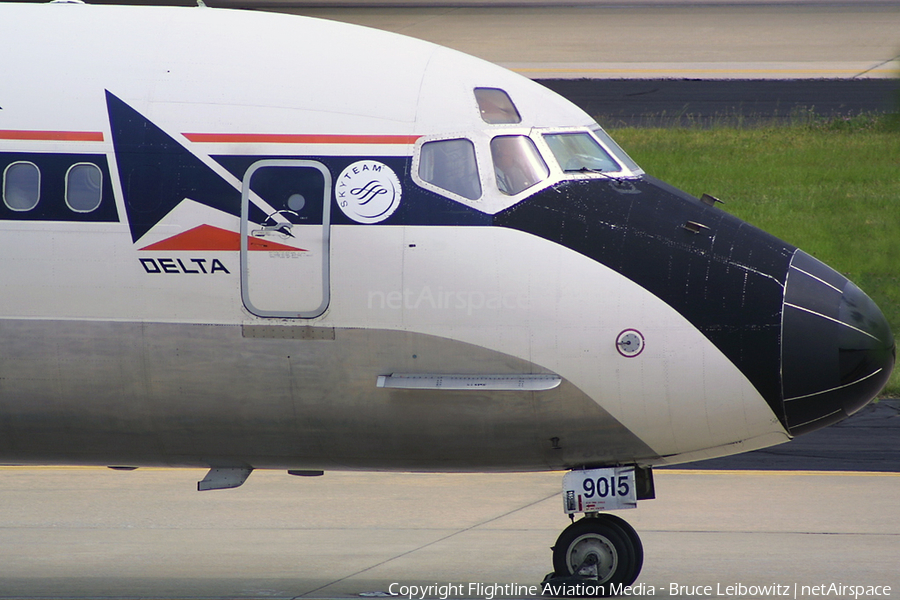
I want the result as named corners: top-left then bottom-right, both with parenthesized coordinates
top-left (662, 469), bottom-right (900, 477)
top-left (512, 67), bottom-right (899, 76)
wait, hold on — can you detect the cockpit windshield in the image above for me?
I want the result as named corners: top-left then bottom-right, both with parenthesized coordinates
top-left (418, 138), bottom-right (482, 201)
top-left (543, 132), bottom-right (621, 173)
top-left (590, 127), bottom-right (641, 173)
top-left (413, 122), bottom-right (643, 212)
top-left (490, 135), bottom-right (549, 196)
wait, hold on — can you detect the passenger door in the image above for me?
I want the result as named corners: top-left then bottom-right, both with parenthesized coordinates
top-left (240, 160), bottom-right (332, 318)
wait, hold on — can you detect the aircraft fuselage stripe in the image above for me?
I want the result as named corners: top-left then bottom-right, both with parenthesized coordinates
top-left (789, 265), bottom-right (843, 294)
top-left (783, 368), bottom-right (885, 403)
top-left (0, 130), bottom-right (104, 142)
top-left (183, 133), bottom-right (421, 145)
top-left (784, 302), bottom-right (883, 342)
top-left (0, 131), bottom-right (418, 145)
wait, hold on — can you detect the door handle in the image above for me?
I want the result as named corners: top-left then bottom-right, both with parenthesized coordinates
top-left (252, 210), bottom-right (298, 237)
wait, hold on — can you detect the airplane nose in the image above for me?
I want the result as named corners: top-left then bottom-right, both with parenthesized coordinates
top-left (781, 251), bottom-right (895, 436)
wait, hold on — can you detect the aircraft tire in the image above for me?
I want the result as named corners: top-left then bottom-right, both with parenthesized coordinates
top-left (551, 516), bottom-right (638, 594)
top-left (592, 513), bottom-right (643, 586)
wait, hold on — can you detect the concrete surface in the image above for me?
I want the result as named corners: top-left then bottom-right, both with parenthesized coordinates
top-left (0, 467), bottom-right (896, 599)
top-left (3, 402), bottom-right (896, 598)
top-left (11, 0), bottom-right (900, 78)
top-left (274, 3), bottom-right (900, 78)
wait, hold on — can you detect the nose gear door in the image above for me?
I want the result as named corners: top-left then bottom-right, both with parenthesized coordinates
top-left (240, 160), bottom-right (332, 318)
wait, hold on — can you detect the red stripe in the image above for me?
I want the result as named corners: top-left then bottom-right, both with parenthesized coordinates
top-left (139, 224), bottom-right (305, 252)
top-left (183, 132), bottom-right (420, 145)
top-left (0, 130), bottom-right (104, 142)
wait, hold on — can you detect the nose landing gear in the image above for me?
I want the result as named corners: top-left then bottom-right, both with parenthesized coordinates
top-left (544, 514), bottom-right (643, 597)
top-left (543, 467), bottom-right (650, 597)
top-left (552, 513), bottom-right (643, 588)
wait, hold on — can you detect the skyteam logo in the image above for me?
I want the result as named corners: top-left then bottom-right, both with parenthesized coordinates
top-left (336, 160), bottom-right (401, 224)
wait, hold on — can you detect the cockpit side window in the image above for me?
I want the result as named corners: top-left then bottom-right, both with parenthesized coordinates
top-left (490, 135), bottom-right (549, 196)
top-left (474, 88), bottom-right (521, 125)
top-left (418, 138), bottom-right (482, 200)
top-left (543, 132), bottom-right (621, 173)
top-left (591, 127), bottom-right (641, 173)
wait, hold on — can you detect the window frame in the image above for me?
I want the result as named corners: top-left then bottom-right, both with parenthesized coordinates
top-left (64, 162), bottom-right (104, 213)
top-left (412, 133), bottom-right (486, 204)
top-left (412, 126), bottom-right (641, 214)
top-left (542, 130), bottom-right (623, 175)
top-left (489, 134), bottom-right (550, 197)
top-left (3, 161), bottom-right (41, 212)
top-left (474, 87), bottom-right (522, 125)
top-left (535, 126), bottom-right (644, 180)
top-left (590, 126), bottom-right (642, 174)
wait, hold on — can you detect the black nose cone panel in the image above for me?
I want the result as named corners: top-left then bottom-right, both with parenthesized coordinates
top-left (782, 251), bottom-right (895, 435)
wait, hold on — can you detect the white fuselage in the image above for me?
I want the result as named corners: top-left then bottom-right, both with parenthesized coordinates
top-left (1, 2), bottom-right (891, 473)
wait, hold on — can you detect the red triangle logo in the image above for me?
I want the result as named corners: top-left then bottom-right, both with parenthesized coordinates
top-left (139, 224), bottom-right (306, 252)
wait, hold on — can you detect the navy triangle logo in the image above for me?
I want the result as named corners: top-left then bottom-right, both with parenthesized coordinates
top-left (106, 91), bottom-right (261, 243)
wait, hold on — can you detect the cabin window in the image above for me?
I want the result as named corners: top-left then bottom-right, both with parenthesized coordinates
top-left (543, 132), bottom-right (621, 173)
top-left (65, 163), bottom-right (103, 212)
top-left (3, 161), bottom-right (40, 211)
top-left (418, 138), bottom-right (482, 200)
top-left (474, 88), bottom-right (521, 125)
top-left (490, 135), bottom-right (549, 196)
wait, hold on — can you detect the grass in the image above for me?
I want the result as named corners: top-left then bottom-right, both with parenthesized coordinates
top-left (608, 115), bottom-right (899, 397)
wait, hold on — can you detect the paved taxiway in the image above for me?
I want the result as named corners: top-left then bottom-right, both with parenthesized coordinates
top-left (272, 2), bottom-right (900, 79)
top-left (0, 466), bottom-right (897, 599)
